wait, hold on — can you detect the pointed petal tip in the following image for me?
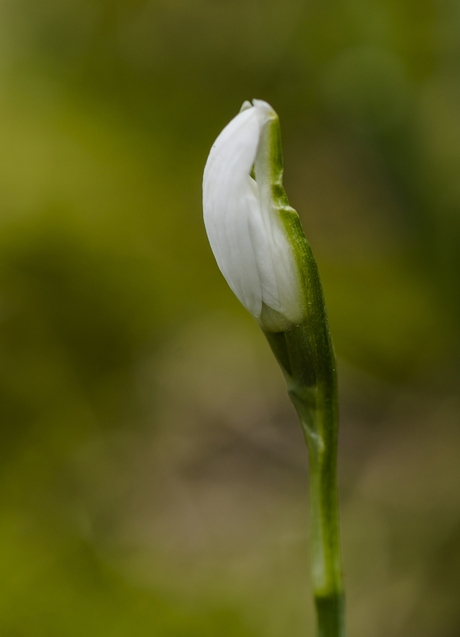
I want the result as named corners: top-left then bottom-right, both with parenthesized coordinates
top-left (239, 100), bottom-right (253, 113)
top-left (252, 99), bottom-right (277, 119)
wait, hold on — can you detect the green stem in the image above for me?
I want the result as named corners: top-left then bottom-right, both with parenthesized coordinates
top-left (264, 251), bottom-right (345, 636)
top-left (308, 400), bottom-right (344, 637)
top-left (289, 375), bottom-right (344, 637)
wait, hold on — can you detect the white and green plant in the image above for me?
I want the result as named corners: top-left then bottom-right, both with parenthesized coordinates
top-left (203, 99), bottom-right (345, 637)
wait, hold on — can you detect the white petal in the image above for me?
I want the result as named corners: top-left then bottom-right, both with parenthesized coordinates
top-left (203, 106), bottom-right (265, 318)
top-left (203, 101), bottom-right (303, 329)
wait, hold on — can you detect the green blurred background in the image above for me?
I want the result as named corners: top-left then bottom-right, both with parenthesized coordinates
top-left (0, 0), bottom-right (459, 635)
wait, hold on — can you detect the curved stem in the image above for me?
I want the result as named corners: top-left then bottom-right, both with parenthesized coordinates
top-left (264, 250), bottom-right (345, 636)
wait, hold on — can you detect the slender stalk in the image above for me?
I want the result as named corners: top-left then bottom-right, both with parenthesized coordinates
top-left (290, 378), bottom-right (345, 637)
top-left (264, 243), bottom-right (345, 637)
top-left (309, 435), bottom-right (344, 637)
top-left (288, 370), bottom-right (344, 637)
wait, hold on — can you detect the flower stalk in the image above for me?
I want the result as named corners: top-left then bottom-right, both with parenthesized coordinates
top-left (203, 100), bottom-right (345, 636)
top-left (264, 262), bottom-right (344, 637)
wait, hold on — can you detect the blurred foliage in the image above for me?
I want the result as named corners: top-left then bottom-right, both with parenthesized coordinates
top-left (0, 0), bottom-right (459, 635)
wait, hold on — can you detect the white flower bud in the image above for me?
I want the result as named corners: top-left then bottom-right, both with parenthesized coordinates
top-left (203, 99), bottom-right (305, 332)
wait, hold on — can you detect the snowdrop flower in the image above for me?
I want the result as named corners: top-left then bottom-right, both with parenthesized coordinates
top-left (203, 103), bottom-right (344, 636)
top-left (203, 99), bottom-right (306, 333)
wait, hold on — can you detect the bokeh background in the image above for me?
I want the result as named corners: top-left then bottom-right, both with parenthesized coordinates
top-left (0, 0), bottom-right (459, 635)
